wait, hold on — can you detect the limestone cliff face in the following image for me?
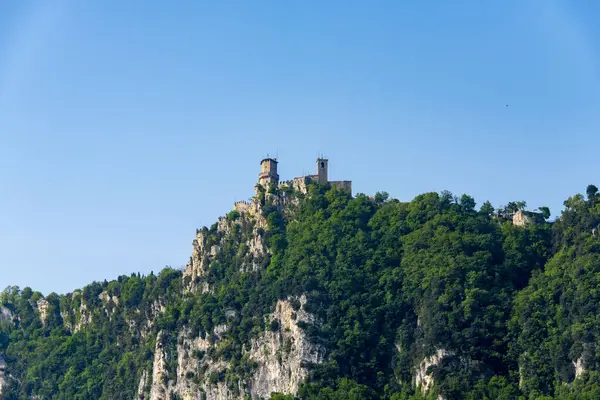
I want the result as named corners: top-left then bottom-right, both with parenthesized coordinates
top-left (137, 369), bottom-right (147, 400)
top-left (0, 372), bottom-right (8, 397)
top-left (141, 296), bottom-right (323, 400)
top-left (0, 358), bottom-right (8, 398)
top-left (183, 229), bottom-right (211, 289)
top-left (1, 188), bottom-right (321, 399)
top-left (149, 331), bottom-right (169, 400)
top-left (571, 342), bottom-right (594, 380)
top-left (99, 290), bottom-right (120, 310)
top-left (247, 295), bottom-right (325, 399)
top-left (183, 196), bottom-right (270, 292)
top-left (36, 299), bottom-right (50, 327)
top-left (397, 313), bottom-right (456, 399)
top-left (0, 306), bottom-right (13, 323)
top-left (74, 296), bottom-right (91, 333)
top-left (414, 349), bottom-right (451, 393)
top-left (135, 191), bottom-right (321, 399)
top-left (162, 327), bottom-right (236, 400)
top-left (574, 357), bottom-right (585, 380)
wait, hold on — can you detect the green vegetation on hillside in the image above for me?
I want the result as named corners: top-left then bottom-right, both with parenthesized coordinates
top-left (2, 183), bottom-right (600, 399)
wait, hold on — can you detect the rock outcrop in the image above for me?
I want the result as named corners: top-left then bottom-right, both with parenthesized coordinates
top-left (1, 181), bottom-right (328, 400)
top-left (184, 229), bottom-right (211, 287)
top-left (145, 327), bottom-right (237, 400)
top-left (0, 306), bottom-right (13, 323)
top-left (574, 357), bottom-right (585, 380)
top-left (73, 301), bottom-right (91, 333)
top-left (415, 349), bottom-right (451, 393)
top-left (36, 299), bottom-right (50, 327)
top-left (0, 357), bottom-right (8, 397)
top-left (137, 370), bottom-right (147, 400)
top-left (99, 290), bottom-right (120, 309)
top-left (143, 296), bottom-right (323, 400)
top-left (149, 331), bottom-right (169, 400)
top-left (247, 295), bottom-right (324, 399)
top-left (183, 197), bottom-right (270, 291)
top-left (512, 210), bottom-right (544, 227)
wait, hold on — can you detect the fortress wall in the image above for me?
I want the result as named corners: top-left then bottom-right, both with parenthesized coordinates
top-left (234, 201), bottom-right (251, 213)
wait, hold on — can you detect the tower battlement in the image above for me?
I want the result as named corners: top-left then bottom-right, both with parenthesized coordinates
top-left (258, 157), bottom-right (279, 188)
top-left (234, 200), bottom-right (252, 213)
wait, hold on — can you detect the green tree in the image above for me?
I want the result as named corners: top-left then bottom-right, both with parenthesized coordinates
top-left (586, 184), bottom-right (598, 201)
top-left (460, 194), bottom-right (476, 211)
top-left (538, 206), bottom-right (551, 220)
top-left (479, 200), bottom-right (494, 216)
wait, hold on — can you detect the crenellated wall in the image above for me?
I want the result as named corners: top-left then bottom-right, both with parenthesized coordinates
top-left (234, 201), bottom-right (251, 213)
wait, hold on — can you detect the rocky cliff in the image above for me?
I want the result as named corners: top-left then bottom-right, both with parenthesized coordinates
top-left (141, 295), bottom-right (324, 400)
top-left (138, 193), bottom-right (323, 399)
top-left (0, 188), bottom-right (323, 400)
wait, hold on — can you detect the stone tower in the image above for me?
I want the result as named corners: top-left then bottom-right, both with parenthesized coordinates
top-left (316, 158), bottom-right (328, 184)
top-left (258, 157), bottom-right (279, 188)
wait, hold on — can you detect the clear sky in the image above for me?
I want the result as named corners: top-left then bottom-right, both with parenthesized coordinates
top-left (1, 0), bottom-right (599, 295)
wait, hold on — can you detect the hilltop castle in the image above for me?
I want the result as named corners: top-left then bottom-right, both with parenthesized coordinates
top-left (233, 157), bottom-right (351, 214)
top-left (258, 157), bottom-right (352, 194)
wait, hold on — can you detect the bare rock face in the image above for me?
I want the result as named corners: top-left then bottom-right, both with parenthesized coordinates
top-left (184, 203), bottom-right (269, 288)
top-left (36, 298), bottom-right (50, 327)
top-left (146, 327), bottom-right (237, 400)
top-left (572, 343), bottom-right (594, 381)
top-left (241, 228), bottom-right (267, 273)
top-left (143, 296), bottom-right (322, 400)
top-left (150, 331), bottom-right (169, 400)
top-left (74, 301), bottom-right (91, 333)
top-left (512, 210), bottom-right (531, 227)
top-left (184, 230), bottom-right (210, 287)
top-left (0, 376), bottom-right (7, 398)
top-left (154, 192), bottom-right (320, 399)
top-left (172, 330), bottom-right (211, 399)
top-left (512, 210), bottom-right (543, 227)
top-left (60, 310), bottom-right (73, 332)
top-left (137, 370), bottom-right (147, 400)
top-left (0, 357), bottom-right (9, 397)
top-left (247, 295), bottom-right (325, 399)
top-left (217, 217), bottom-right (231, 235)
top-left (173, 329), bottom-right (236, 400)
top-left (574, 357), bottom-right (585, 380)
top-left (0, 306), bottom-right (13, 323)
top-left (99, 291), bottom-right (120, 309)
top-left (415, 349), bottom-right (451, 393)
top-left (183, 216), bottom-right (236, 290)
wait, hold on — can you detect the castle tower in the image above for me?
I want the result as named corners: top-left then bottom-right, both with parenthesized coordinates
top-left (316, 158), bottom-right (328, 184)
top-left (258, 157), bottom-right (279, 188)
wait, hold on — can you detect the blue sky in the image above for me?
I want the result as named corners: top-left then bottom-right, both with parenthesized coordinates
top-left (1, 0), bottom-right (599, 295)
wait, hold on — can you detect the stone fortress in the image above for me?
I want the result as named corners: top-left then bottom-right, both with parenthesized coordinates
top-left (258, 157), bottom-right (352, 194)
top-left (238, 158), bottom-right (543, 228)
top-left (233, 157), bottom-right (352, 213)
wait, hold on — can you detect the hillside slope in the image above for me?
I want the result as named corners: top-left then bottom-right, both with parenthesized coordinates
top-left (1, 183), bottom-right (600, 399)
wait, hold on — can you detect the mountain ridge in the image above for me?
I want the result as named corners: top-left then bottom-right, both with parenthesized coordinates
top-left (1, 182), bottom-right (600, 399)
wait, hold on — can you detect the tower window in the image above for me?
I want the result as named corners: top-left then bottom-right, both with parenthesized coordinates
top-left (321, 162), bottom-right (325, 168)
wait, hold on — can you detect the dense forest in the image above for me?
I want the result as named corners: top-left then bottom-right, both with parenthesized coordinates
top-left (2, 182), bottom-right (600, 399)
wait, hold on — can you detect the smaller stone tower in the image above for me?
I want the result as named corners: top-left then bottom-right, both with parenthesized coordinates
top-left (258, 157), bottom-right (279, 188)
top-left (316, 158), bottom-right (328, 184)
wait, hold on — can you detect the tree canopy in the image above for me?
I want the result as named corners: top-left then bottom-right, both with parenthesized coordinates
top-left (1, 183), bottom-right (600, 399)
